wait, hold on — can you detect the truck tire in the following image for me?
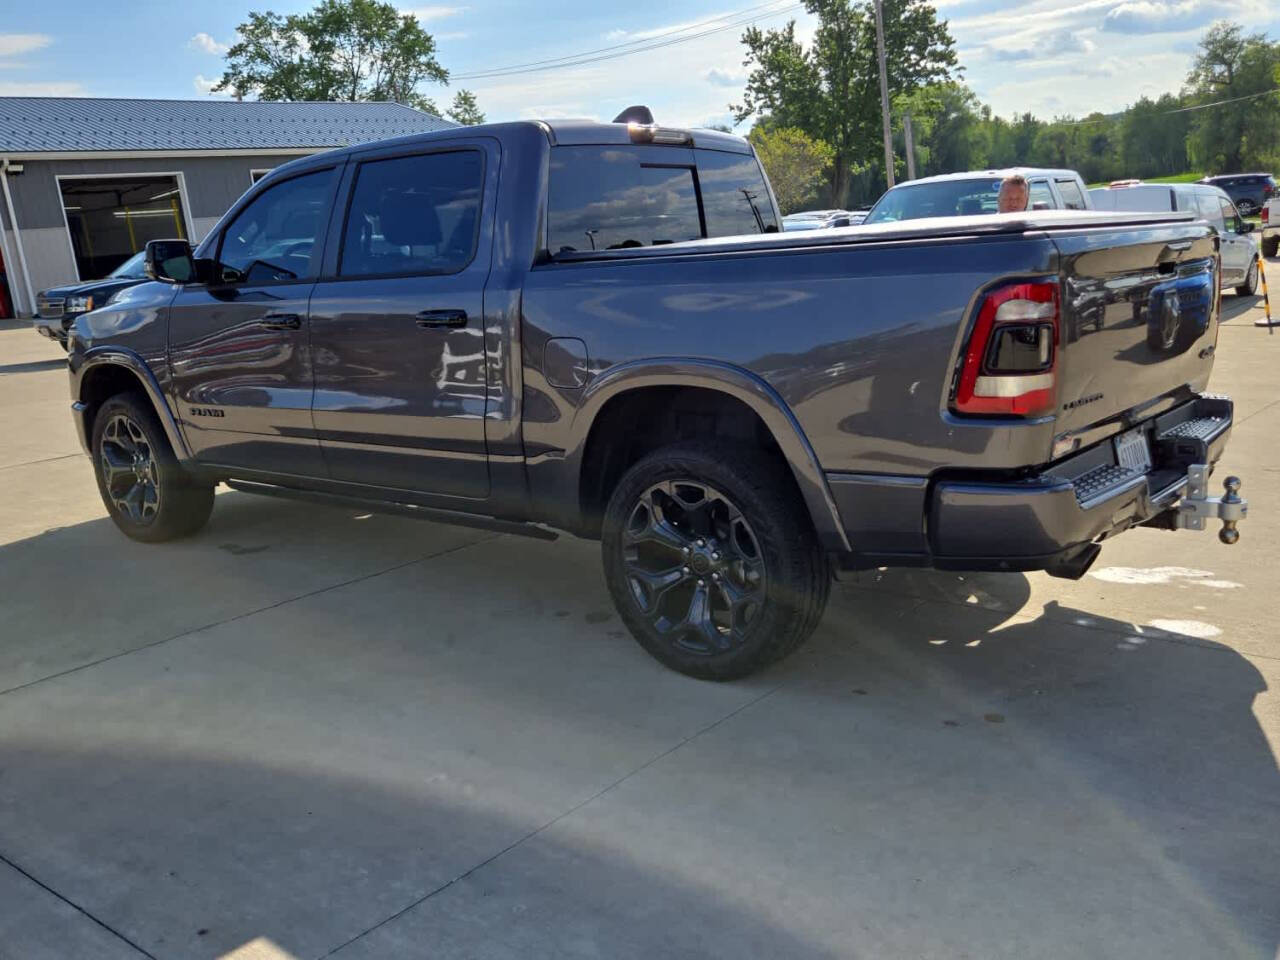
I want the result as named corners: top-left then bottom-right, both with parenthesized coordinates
top-left (601, 441), bottom-right (830, 681)
top-left (1235, 257), bottom-right (1258, 297)
top-left (91, 392), bottom-right (214, 543)
top-left (1264, 237), bottom-right (1278, 259)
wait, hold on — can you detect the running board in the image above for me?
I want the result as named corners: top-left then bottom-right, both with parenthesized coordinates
top-left (223, 480), bottom-right (559, 541)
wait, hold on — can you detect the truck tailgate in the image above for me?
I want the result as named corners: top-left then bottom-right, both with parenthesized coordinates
top-left (1050, 221), bottom-right (1218, 440)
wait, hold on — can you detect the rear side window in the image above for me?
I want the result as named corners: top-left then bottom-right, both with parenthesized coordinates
top-left (697, 150), bottom-right (778, 235)
top-left (339, 150), bottom-right (483, 277)
top-left (548, 146), bottom-right (701, 254)
top-left (1055, 178), bottom-right (1087, 210)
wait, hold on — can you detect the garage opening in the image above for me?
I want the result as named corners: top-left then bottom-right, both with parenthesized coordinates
top-left (57, 175), bottom-right (190, 280)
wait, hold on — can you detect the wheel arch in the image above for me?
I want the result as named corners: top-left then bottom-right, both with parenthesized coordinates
top-left (74, 348), bottom-right (191, 462)
top-left (567, 359), bottom-right (850, 553)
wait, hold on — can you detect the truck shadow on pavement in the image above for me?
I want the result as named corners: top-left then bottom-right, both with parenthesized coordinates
top-left (0, 497), bottom-right (1276, 957)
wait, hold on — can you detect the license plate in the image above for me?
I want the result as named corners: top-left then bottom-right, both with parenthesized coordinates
top-left (1115, 429), bottom-right (1152, 473)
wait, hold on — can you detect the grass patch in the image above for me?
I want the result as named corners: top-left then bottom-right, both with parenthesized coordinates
top-left (1087, 172), bottom-right (1205, 188)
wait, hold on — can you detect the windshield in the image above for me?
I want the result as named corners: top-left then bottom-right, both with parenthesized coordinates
top-left (864, 178), bottom-right (1005, 224)
top-left (107, 251), bottom-right (147, 279)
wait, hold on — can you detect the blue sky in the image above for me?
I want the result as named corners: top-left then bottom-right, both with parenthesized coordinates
top-left (1, 0), bottom-right (1277, 125)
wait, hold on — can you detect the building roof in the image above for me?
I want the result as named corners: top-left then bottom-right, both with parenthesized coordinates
top-left (0, 97), bottom-right (455, 155)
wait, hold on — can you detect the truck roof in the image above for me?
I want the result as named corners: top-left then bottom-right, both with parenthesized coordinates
top-left (271, 118), bottom-right (755, 168)
top-left (899, 167), bottom-right (1084, 185)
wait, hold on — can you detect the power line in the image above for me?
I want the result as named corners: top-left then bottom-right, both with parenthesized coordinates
top-left (1063, 87), bottom-right (1280, 126)
top-left (453, 1), bottom-right (803, 80)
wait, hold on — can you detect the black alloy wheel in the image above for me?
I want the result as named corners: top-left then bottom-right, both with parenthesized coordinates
top-left (620, 480), bottom-right (766, 656)
top-left (91, 393), bottom-right (215, 542)
top-left (602, 441), bottom-right (830, 681)
top-left (99, 412), bottom-right (162, 526)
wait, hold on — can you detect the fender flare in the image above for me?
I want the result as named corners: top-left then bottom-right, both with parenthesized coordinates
top-left (73, 347), bottom-right (192, 462)
top-left (566, 358), bottom-right (851, 553)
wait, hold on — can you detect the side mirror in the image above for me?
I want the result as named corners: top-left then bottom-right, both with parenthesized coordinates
top-left (1238, 220), bottom-right (1255, 234)
top-left (145, 239), bottom-right (195, 283)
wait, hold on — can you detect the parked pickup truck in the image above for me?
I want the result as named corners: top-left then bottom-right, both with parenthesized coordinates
top-left (66, 116), bottom-right (1248, 680)
top-left (1263, 194), bottom-right (1278, 259)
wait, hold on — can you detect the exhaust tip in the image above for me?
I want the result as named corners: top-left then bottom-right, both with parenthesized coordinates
top-left (1046, 542), bottom-right (1101, 581)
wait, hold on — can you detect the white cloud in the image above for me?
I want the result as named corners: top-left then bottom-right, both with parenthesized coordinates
top-left (188, 32), bottom-right (229, 55)
top-left (985, 28), bottom-right (1096, 61)
top-left (705, 67), bottom-right (746, 87)
top-left (401, 5), bottom-right (466, 21)
top-left (1101, 0), bottom-right (1239, 34)
top-left (0, 34), bottom-right (51, 58)
top-left (193, 74), bottom-right (231, 97)
top-left (0, 80), bottom-right (82, 96)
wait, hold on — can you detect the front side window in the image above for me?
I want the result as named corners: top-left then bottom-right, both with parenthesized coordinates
top-left (1219, 196), bottom-right (1240, 232)
top-left (697, 150), bottom-right (778, 236)
top-left (1196, 191), bottom-right (1225, 231)
top-left (1028, 180), bottom-right (1054, 209)
top-left (1056, 178), bottom-right (1087, 210)
top-left (548, 146), bottom-right (702, 254)
top-left (217, 169), bottom-right (333, 285)
top-left (339, 150), bottom-right (483, 278)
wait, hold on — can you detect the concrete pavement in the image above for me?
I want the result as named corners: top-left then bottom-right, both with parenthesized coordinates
top-left (0, 284), bottom-right (1277, 959)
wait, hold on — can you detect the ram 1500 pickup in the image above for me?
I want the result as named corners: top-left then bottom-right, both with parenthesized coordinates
top-left (66, 116), bottom-right (1247, 680)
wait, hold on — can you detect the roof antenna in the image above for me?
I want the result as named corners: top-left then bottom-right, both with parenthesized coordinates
top-left (613, 105), bottom-right (655, 125)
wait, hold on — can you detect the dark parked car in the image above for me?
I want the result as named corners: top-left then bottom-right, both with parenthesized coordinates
top-left (1199, 173), bottom-right (1276, 216)
top-left (34, 251), bottom-right (150, 348)
top-left (66, 116), bottom-right (1246, 680)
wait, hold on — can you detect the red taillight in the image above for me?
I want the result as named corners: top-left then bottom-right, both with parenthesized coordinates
top-left (1263, 207), bottom-right (1270, 224)
top-left (954, 281), bottom-right (1059, 417)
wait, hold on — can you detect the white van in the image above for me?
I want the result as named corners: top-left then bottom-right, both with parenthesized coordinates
top-left (1089, 182), bottom-right (1259, 295)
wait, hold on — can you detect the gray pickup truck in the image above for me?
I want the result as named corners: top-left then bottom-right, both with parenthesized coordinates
top-left (66, 116), bottom-right (1247, 680)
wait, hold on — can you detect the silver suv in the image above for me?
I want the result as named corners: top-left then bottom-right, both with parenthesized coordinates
top-left (1090, 181), bottom-right (1259, 296)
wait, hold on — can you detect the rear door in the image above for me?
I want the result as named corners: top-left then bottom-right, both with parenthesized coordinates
top-left (307, 139), bottom-right (495, 499)
top-left (169, 164), bottom-right (341, 477)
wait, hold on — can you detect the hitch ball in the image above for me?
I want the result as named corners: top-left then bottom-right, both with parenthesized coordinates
top-left (1219, 476), bottom-right (1242, 545)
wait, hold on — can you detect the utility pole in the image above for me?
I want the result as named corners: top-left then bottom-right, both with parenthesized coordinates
top-left (903, 112), bottom-right (916, 180)
top-left (873, 0), bottom-right (894, 189)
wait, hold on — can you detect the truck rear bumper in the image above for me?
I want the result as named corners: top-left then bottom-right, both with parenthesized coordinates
top-left (831, 394), bottom-right (1242, 576)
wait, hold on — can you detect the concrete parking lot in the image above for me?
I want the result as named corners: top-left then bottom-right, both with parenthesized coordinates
top-left (1, 279), bottom-right (1278, 959)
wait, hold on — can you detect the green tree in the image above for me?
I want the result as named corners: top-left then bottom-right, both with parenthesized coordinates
top-left (446, 89), bottom-right (485, 125)
top-left (894, 83), bottom-right (987, 177)
top-left (216, 0), bottom-right (449, 114)
top-left (748, 125), bottom-right (835, 213)
top-left (733, 0), bottom-right (958, 206)
top-left (1184, 22), bottom-right (1280, 173)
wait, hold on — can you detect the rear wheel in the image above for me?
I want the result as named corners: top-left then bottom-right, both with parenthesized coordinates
top-left (92, 393), bottom-right (214, 543)
top-left (1263, 237), bottom-right (1278, 259)
top-left (1236, 257), bottom-right (1258, 297)
top-left (1237, 199), bottom-right (1258, 216)
top-left (601, 442), bottom-right (829, 681)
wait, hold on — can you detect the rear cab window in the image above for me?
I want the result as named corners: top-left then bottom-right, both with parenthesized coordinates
top-left (1055, 178), bottom-right (1087, 210)
top-left (546, 144), bottom-right (776, 255)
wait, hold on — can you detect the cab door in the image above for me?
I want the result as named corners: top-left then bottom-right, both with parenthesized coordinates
top-left (307, 140), bottom-right (496, 500)
top-left (1215, 194), bottom-right (1252, 287)
top-left (168, 164), bottom-right (342, 477)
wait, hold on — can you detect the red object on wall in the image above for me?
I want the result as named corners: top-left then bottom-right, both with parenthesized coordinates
top-left (0, 245), bottom-right (13, 319)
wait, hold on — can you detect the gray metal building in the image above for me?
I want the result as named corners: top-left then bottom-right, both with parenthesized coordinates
top-left (0, 97), bottom-right (454, 317)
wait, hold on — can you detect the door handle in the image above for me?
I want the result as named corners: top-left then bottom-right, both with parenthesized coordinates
top-left (260, 313), bottom-right (302, 330)
top-left (415, 309), bottom-right (468, 329)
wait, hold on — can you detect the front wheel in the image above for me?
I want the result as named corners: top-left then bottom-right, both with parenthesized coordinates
top-left (92, 393), bottom-right (215, 542)
top-left (1236, 257), bottom-right (1258, 297)
top-left (601, 442), bottom-right (829, 681)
